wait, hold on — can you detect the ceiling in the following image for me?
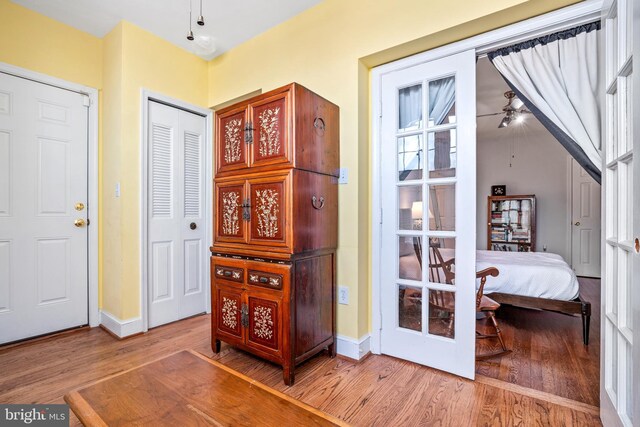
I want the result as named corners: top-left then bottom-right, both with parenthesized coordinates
top-left (11, 0), bottom-right (322, 60)
top-left (476, 56), bottom-right (548, 142)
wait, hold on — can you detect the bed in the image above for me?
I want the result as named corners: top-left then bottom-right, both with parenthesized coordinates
top-left (399, 244), bottom-right (592, 344)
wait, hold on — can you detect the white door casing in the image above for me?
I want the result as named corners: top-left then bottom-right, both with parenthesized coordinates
top-left (601, 0), bottom-right (638, 425)
top-left (0, 72), bottom-right (89, 344)
top-left (571, 158), bottom-right (602, 277)
top-left (379, 49), bottom-right (477, 379)
top-left (147, 100), bottom-right (207, 328)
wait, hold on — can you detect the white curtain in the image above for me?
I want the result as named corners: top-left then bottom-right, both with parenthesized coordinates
top-left (428, 76), bottom-right (455, 126)
top-left (489, 23), bottom-right (602, 182)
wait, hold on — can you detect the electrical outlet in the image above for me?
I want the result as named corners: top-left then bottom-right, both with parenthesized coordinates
top-left (338, 286), bottom-right (349, 305)
top-left (338, 168), bottom-right (348, 184)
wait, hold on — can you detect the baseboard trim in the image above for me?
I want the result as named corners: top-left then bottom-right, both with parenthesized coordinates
top-left (100, 311), bottom-right (143, 339)
top-left (336, 334), bottom-right (371, 361)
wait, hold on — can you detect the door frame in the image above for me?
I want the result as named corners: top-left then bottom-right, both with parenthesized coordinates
top-left (0, 61), bottom-right (100, 329)
top-left (370, 0), bottom-right (602, 353)
top-left (140, 89), bottom-right (213, 332)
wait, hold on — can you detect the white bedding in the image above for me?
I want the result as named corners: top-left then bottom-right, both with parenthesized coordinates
top-left (437, 249), bottom-right (580, 300)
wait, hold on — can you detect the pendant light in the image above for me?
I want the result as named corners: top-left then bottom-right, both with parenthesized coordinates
top-left (186, 0), bottom-right (194, 40)
top-left (197, 0), bottom-right (205, 26)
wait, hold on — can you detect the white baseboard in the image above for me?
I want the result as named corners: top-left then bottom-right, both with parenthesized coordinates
top-left (336, 334), bottom-right (371, 360)
top-left (100, 310), bottom-right (143, 338)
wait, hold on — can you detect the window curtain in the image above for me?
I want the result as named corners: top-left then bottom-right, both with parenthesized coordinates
top-left (488, 22), bottom-right (602, 183)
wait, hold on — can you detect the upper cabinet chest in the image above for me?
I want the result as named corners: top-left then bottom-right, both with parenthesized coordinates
top-left (215, 83), bottom-right (339, 178)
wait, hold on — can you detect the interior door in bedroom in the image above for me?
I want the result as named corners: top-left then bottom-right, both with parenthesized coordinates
top-left (571, 159), bottom-right (601, 278)
top-left (0, 72), bottom-right (89, 344)
top-left (379, 49), bottom-right (477, 379)
top-left (147, 101), bottom-right (207, 328)
top-left (601, 0), bottom-right (639, 425)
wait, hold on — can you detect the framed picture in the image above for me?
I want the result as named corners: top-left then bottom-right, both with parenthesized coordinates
top-left (491, 185), bottom-right (506, 196)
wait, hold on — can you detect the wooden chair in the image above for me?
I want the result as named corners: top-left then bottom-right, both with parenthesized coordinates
top-left (424, 244), bottom-right (511, 360)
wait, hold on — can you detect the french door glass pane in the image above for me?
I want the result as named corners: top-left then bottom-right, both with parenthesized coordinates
top-left (428, 76), bottom-right (456, 126)
top-left (398, 235), bottom-right (422, 281)
top-left (428, 289), bottom-right (455, 338)
top-left (398, 135), bottom-right (423, 181)
top-left (398, 85), bottom-right (423, 132)
top-left (398, 185), bottom-right (423, 230)
top-left (428, 185), bottom-right (455, 231)
top-left (427, 129), bottom-right (457, 178)
top-left (426, 237), bottom-right (456, 284)
top-left (398, 285), bottom-right (422, 332)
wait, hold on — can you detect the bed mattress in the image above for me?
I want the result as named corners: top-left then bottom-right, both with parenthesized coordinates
top-left (475, 250), bottom-right (580, 300)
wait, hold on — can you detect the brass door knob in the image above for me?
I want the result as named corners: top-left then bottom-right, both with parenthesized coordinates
top-left (75, 202), bottom-right (85, 211)
top-left (574, 221), bottom-right (581, 226)
top-left (74, 219), bottom-right (86, 227)
top-left (635, 238), bottom-right (639, 254)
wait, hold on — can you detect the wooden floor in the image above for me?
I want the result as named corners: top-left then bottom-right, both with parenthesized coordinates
top-left (0, 291), bottom-right (601, 426)
top-left (477, 277), bottom-right (600, 407)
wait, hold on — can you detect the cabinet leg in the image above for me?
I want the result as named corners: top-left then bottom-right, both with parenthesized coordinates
top-left (328, 341), bottom-right (337, 358)
top-left (283, 365), bottom-right (295, 386)
top-left (212, 339), bottom-right (221, 354)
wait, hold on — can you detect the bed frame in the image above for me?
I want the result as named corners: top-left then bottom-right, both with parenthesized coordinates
top-left (485, 292), bottom-right (591, 345)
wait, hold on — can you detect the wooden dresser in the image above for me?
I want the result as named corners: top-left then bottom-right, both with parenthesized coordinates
top-left (210, 83), bottom-right (339, 385)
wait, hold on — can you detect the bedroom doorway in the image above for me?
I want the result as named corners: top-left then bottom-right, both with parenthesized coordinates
top-left (475, 53), bottom-right (601, 407)
top-left (373, 1), bottom-right (639, 424)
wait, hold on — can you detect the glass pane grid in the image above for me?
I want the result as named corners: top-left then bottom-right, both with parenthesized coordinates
top-left (605, 243), bottom-right (617, 318)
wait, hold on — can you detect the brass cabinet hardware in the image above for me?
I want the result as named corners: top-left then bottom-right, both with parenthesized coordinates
top-left (241, 303), bottom-right (249, 328)
top-left (311, 196), bottom-right (325, 210)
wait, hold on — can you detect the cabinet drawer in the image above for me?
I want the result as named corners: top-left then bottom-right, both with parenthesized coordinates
top-left (248, 270), bottom-right (283, 290)
top-left (212, 258), bottom-right (245, 283)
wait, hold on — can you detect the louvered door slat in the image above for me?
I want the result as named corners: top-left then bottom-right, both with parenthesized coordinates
top-left (184, 131), bottom-right (201, 217)
top-left (151, 124), bottom-right (173, 218)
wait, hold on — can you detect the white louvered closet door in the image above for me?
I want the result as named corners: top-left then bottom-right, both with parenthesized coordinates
top-left (148, 101), bottom-right (207, 328)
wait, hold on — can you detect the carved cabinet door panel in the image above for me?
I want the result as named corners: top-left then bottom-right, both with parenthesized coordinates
top-left (249, 92), bottom-right (291, 168)
top-left (216, 107), bottom-right (249, 175)
top-left (246, 293), bottom-right (281, 354)
top-left (247, 173), bottom-right (290, 248)
top-left (215, 180), bottom-right (247, 244)
top-left (215, 284), bottom-right (244, 342)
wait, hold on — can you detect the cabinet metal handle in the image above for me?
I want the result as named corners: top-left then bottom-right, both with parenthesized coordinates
top-left (241, 198), bottom-right (251, 221)
top-left (259, 277), bottom-right (268, 283)
top-left (312, 196), bottom-right (325, 210)
top-left (313, 117), bottom-right (325, 135)
top-left (223, 270), bottom-right (231, 277)
top-left (241, 303), bottom-right (249, 328)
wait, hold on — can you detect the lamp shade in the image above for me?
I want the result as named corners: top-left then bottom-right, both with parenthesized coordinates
top-left (411, 201), bottom-right (423, 220)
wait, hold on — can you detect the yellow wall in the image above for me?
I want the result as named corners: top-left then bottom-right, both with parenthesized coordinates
top-left (0, 0), bottom-right (102, 88)
top-left (101, 21), bottom-right (209, 319)
top-left (208, 0), bottom-right (581, 339)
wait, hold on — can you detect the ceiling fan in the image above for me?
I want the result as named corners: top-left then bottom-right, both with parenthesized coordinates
top-left (477, 90), bottom-right (531, 128)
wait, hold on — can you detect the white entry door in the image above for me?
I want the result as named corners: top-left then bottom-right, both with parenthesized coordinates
top-left (147, 101), bottom-right (207, 328)
top-left (0, 72), bottom-right (89, 344)
top-left (571, 159), bottom-right (601, 277)
top-left (601, 0), bottom-right (639, 424)
top-left (380, 50), bottom-right (477, 379)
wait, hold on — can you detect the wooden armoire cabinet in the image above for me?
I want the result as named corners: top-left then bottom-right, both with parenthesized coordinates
top-left (210, 83), bottom-right (339, 385)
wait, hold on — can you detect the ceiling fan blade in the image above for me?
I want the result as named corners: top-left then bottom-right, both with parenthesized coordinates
top-left (476, 112), bottom-right (503, 118)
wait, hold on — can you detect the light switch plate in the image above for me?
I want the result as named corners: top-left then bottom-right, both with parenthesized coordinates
top-left (338, 168), bottom-right (348, 184)
top-left (115, 182), bottom-right (121, 198)
top-left (338, 286), bottom-right (349, 304)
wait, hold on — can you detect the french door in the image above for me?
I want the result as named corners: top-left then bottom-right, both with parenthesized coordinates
top-left (147, 101), bottom-right (207, 328)
top-left (379, 50), bottom-right (477, 379)
top-left (601, 0), bottom-right (639, 424)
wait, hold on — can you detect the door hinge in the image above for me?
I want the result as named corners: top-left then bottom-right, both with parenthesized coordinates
top-left (244, 122), bottom-right (254, 144)
top-left (241, 198), bottom-right (251, 221)
top-left (82, 94), bottom-right (90, 107)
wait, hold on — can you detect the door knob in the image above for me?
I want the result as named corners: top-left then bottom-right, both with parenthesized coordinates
top-left (75, 202), bottom-right (85, 211)
top-left (574, 221), bottom-right (581, 226)
top-left (635, 238), bottom-right (639, 254)
top-left (190, 222), bottom-right (197, 230)
top-left (74, 219), bottom-right (86, 227)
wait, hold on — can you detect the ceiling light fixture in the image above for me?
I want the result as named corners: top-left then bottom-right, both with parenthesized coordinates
top-left (186, 0), bottom-right (194, 40)
top-left (476, 90), bottom-right (531, 128)
top-left (197, 0), bottom-right (205, 26)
